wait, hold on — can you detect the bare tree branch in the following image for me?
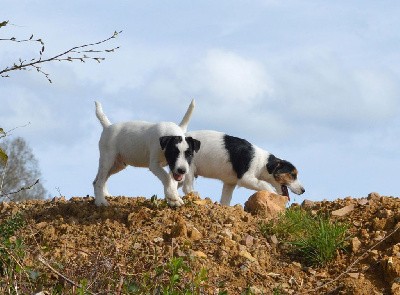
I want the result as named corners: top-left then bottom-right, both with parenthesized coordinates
top-left (1, 22), bottom-right (122, 83)
top-left (0, 179), bottom-right (39, 200)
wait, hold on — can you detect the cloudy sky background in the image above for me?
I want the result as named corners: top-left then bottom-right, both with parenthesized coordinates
top-left (1, 1), bottom-right (399, 205)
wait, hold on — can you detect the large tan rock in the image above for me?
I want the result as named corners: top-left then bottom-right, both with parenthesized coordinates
top-left (244, 191), bottom-right (288, 219)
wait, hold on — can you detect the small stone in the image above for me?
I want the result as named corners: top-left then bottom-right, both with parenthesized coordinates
top-left (52, 196), bottom-right (66, 203)
top-left (170, 216), bottom-right (187, 238)
top-left (267, 272), bottom-right (281, 278)
top-left (270, 235), bottom-right (279, 245)
top-left (367, 192), bottom-right (381, 201)
top-left (244, 191), bottom-right (287, 218)
top-left (189, 226), bottom-right (202, 241)
top-left (191, 250), bottom-right (207, 259)
top-left (133, 243), bottom-right (141, 250)
top-left (221, 228), bottom-right (233, 240)
top-left (352, 237), bottom-right (362, 253)
top-left (36, 221), bottom-right (48, 229)
top-left (369, 250), bottom-right (379, 263)
top-left (0, 202), bottom-right (9, 213)
top-left (304, 267), bottom-right (316, 275)
top-left (347, 272), bottom-right (360, 279)
top-left (244, 235), bottom-right (254, 248)
top-left (153, 237), bottom-right (164, 243)
top-left (249, 286), bottom-right (264, 294)
top-left (301, 199), bottom-right (315, 209)
top-left (292, 262), bottom-right (302, 268)
top-left (331, 204), bottom-right (355, 217)
top-left (372, 218), bottom-right (386, 231)
top-left (392, 243), bottom-right (400, 256)
top-left (392, 282), bottom-right (400, 295)
top-left (382, 256), bottom-right (400, 283)
top-left (239, 250), bottom-right (256, 262)
top-left (358, 198), bottom-right (369, 206)
top-left (193, 199), bottom-right (207, 205)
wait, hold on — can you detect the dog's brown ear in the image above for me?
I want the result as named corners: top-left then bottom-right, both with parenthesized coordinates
top-left (186, 137), bottom-right (201, 153)
top-left (266, 154), bottom-right (281, 174)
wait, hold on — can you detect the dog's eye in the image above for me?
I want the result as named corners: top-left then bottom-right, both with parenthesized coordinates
top-left (290, 173), bottom-right (297, 179)
top-left (185, 150), bottom-right (193, 157)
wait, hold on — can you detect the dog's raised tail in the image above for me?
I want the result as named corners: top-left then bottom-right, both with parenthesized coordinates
top-left (95, 101), bottom-right (111, 128)
top-left (179, 99), bottom-right (195, 132)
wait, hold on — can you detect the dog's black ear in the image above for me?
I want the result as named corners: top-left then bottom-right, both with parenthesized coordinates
top-left (160, 136), bottom-right (182, 150)
top-left (186, 137), bottom-right (201, 153)
top-left (266, 154), bottom-right (281, 174)
top-left (159, 136), bottom-right (174, 150)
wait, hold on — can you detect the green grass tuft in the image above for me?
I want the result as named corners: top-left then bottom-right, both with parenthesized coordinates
top-left (260, 207), bottom-right (348, 266)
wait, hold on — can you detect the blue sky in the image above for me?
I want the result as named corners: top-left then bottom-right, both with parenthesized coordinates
top-left (1, 1), bottom-right (399, 205)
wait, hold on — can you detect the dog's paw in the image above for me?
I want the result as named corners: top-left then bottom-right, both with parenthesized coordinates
top-left (167, 196), bottom-right (184, 207)
top-left (94, 198), bottom-right (109, 206)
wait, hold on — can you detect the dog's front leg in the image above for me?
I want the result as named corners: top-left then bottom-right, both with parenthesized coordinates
top-left (237, 175), bottom-right (277, 194)
top-left (182, 170), bottom-right (196, 196)
top-left (149, 162), bottom-right (184, 207)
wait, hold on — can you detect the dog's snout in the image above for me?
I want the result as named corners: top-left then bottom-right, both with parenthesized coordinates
top-left (177, 168), bottom-right (186, 175)
top-left (301, 187), bottom-right (305, 194)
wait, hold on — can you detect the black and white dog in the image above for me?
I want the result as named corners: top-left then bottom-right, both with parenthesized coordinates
top-left (181, 130), bottom-right (305, 206)
top-left (93, 100), bottom-right (200, 207)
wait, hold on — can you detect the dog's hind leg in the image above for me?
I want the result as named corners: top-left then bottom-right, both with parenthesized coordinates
top-left (93, 151), bottom-right (120, 206)
top-left (220, 183), bottom-right (235, 206)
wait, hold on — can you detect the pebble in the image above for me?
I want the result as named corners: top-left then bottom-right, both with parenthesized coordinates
top-left (270, 235), bottom-right (279, 245)
top-left (221, 228), bottom-right (233, 240)
top-left (301, 199), bottom-right (315, 209)
top-left (348, 272), bottom-right (360, 279)
top-left (331, 204), bottom-right (355, 217)
top-left (189, 226), bottom-right (202, 241)
top-left (244, 234), bottom-right (254, 248)
top-left (367, 192), bottom-right (381, 200)
top-left (351, 237), bottom-right (362, 253)
top-left (191, 250), bottom-right (207, 258)
top-left (153, 237), bottom-right (164, 243)
top-left (239, 250), bottom-right (256, 262)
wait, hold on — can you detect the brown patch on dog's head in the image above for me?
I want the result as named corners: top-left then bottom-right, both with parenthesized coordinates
top-left (266, 154), bottom-right (299, 185)
top-left (274, 169), bottom-right (298, 185)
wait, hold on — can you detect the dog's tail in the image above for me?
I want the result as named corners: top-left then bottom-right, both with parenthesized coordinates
top-left (179, 99), bottom-right (195, 132)
top-left (95, 101), bottom-right (111, 128)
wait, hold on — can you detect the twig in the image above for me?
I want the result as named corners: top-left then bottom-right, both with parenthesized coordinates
top-left (38, 255), bottom-right (97, 295)
top-left (0, 244), bottom-right (33, 288)
top-left (306, 224), bottom-right (400, 294)
top-left (1, 30), bottom-right (122, 83)
top-left (0, 122), bottom-right (31, 139)
top-left (0, 179), bottom-right (39, 199)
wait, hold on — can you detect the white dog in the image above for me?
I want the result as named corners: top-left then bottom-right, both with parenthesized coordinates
top-left (181, 130), bottom-right (305, 206)
top-left (93, 100), bottom-right (200, 207)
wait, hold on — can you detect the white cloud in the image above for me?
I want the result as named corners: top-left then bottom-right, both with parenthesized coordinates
top-left (196, 49), bottom-right (273, 106)
top-left (269, 50), bottom-right (400, 132)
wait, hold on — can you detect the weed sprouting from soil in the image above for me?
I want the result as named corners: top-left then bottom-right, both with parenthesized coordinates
top-left (260, 207), bottom-right (349, 266)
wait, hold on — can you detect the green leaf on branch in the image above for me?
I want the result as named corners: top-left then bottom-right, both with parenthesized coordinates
top-left (0, 21), bottom-right (8, 28)
top-left (0, 147), bottom-right (8, 166)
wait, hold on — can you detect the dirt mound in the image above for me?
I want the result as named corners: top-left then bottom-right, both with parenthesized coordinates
top-left (0, 192), bottom-right (399, 294)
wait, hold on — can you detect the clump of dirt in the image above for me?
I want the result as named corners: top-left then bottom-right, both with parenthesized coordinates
top-left (0, 192), bottom-right (399, 294)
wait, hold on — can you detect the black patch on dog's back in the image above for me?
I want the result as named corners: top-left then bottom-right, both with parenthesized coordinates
top-left (223, 134), bottom-right (255, 179)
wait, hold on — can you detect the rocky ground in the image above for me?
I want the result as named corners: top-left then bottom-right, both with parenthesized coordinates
top-left (0, 192), bottom-right (399, 294)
